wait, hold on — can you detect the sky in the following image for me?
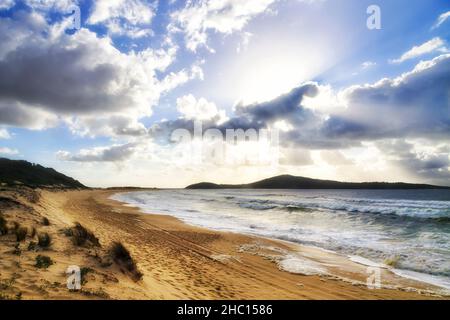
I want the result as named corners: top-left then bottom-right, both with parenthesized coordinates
top-left (0, 0), bottom-right (449, 187)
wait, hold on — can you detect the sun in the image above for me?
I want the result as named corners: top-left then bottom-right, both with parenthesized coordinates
top-left (225, 34), bottom-right (340, 105)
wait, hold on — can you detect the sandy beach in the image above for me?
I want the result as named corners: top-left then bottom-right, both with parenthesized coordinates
top-left (0, 187), bottom-right (448, 300)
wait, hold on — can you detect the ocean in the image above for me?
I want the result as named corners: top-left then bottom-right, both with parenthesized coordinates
top-left (112, 189), bottom-right (450, 290)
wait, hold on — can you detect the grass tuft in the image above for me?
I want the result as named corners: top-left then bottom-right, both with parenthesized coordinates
top-left (27, 241), bottom-right (37, 251)
top-left (80, 267), bottom-right (93, 285)
top-left (12, 221), bottom-right (19, 231)
top-left (35, 255), bottom-right (53, 269)
top-left (15, 227), bottom-right (27, 242)
top-left (0, 214), bottom-right (7, 235)
top-left (70, 223), bottom-right (100, 247)
top-left (37, 233), bottom-right (51, 248)
top-left (41, 217), bottom-right (50, 226)
top-left (110, 242), bottom-right (142, 281)
top-left (12, 243), bottom-right (21, 255)
top-left (30, 227), bottom-right (36, 238)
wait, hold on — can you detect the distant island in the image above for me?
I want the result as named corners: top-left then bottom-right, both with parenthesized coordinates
top-left (186, 174), bottom-right (450, 190)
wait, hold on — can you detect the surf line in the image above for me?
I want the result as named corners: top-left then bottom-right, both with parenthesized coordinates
top-left (177, 304), bottom-right (212, 318)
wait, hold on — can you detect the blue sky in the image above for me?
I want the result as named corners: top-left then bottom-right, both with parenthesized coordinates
top-left (0, 0), bottom-right (449, 187)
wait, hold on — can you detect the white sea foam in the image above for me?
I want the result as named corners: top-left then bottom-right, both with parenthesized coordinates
top-left (278, 255), bottom-right (327, 275)
top-left (348, 255), bottom-right (387, 268)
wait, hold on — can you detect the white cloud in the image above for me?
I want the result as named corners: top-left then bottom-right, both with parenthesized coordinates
top-left (176, 94), bottom-right (226, 121)
top-left (169, 0), bottom-right (277, 51)
top-left (104, 19), bottom-right (153, 38)
top-left (89, 0), bottom-right (154, 25)
top-left (88, 0), bottom-right (155, 38)
top-left (236, 31), bottom-right (252, 53)
top-left (65, 115), bottom-right (148, 138)
top-left (432, 11), bottom-right (450, 30)
top-left (320, 150), bottom-right (353, 166)
top-left (0, 147), bottom-right (19, 155)
top-left (0, 128), bottom-right (10, 139)
top-left (2, 0), bottom-right (80, 12)
top-left (0, 0), bottom-right (15, 10)
top-left (390, 37), bottom-right (447, 64)
top-left (57, 143), bottom-right (138, 162)
top-left (25, 0), bottom-right (79, 12)
top-left (279, 148), bottom-right (312, 166)
top-left (157, 64), bottom-right (204, 94)
top-left (361, 61), bottom-right (376, 69)
top-left (302, 84), bottom-right (343, 114)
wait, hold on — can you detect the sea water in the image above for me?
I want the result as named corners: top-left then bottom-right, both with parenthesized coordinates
top-left (112, 189), bottom-right (450, 289)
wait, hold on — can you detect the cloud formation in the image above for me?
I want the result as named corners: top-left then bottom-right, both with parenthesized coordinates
top-left (1, 1), bottom-right (448, 185)
top-left (0, 9), bottom-right (200, 136)
top-left (144, 53), bottom-right (450, 183)
top-left (57, 143), bottom-right (138, 162)
top-left (155, 54), bottom-right (449, 146)
top-left (231, 83), bottom-right (319, 128)
top-left (432, 11), bottom-right (450, 29)
top-left (0, 0), bottom-right (14, 10)
top-left (88, 0), bottom-right (156, 38)
top-left (0, 128), bottom-right (11, 139)
top-left (390, 37), bottom-right (447, 64)
top-left (24, 0), bottom-right (77, 11)
top-left (169, 0), bottom-right (277, 51)
top-left (376, 139), bottom-right (450, 184)
top-left (324, 54), bottom-right (450, 140)
top-left (149, 83), bottom-right (323, 146)
top-left (0, 147), bottom-right (19, 155)
top-left (177, 94), bottom-right (226, 122)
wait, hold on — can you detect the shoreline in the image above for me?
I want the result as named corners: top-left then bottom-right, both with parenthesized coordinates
top-left (1, 187), bottom-right (448, 299)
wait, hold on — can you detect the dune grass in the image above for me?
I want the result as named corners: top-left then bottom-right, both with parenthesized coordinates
top-left (37, 232), bottom-right (51, 248)
top-left (35, 255), bottom-right (53, 269)
top-left (110, 242), bottom-right (142, 281)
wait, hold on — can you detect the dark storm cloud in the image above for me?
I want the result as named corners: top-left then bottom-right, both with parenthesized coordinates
top-left (0, 45), bottom-right (124, 114)
top-left (231, 83), bottom-right (319, 127)
top-left (149, 83), bottom-right (327, 146)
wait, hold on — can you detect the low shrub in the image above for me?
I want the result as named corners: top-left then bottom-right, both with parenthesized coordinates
top-left (35, 255), bottom-right (53, 269)
top-left (70, 223), bottom-right (100, 247)
top-left (30, 227), bottom-right (36, 238)
top-left (62, 228), bottom-right (73, 237)
top-left (15, 227), bottom-right (27, 242)
top-left (27, 241), bottom-right (37, 251)
top-left (80, 267), bottom-right (93, 285)
top-left (0, 214), bottom-right (7, 235)
top-left (41, 217), bottom-right (50, 226)
top-left (12, 221), bottom-right (19, 231)
top-left (37, 233), bottom-right (51, 248)
top-left (12, 243), bottom-right (21, 255)
top-left (110, 242), bottom-right (142, 281)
